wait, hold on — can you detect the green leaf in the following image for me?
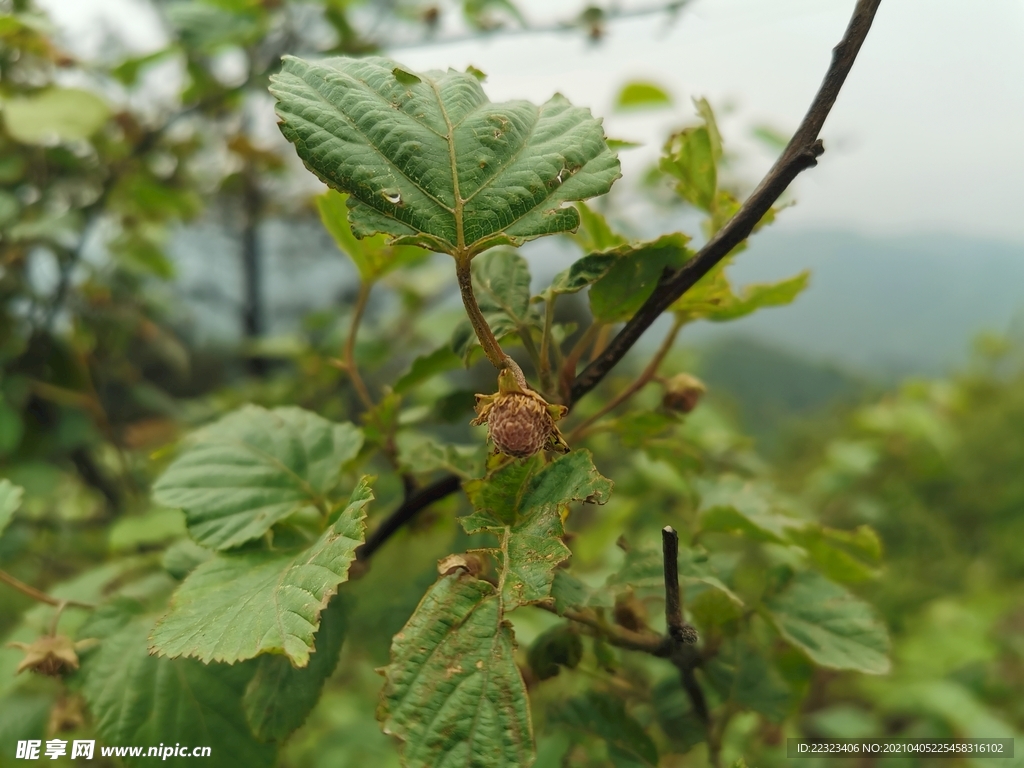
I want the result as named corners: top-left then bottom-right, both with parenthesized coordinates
top-left (615, 81), bottom-right (672, 111)
top-left (452, 250), bottom-right (541, 362)
top-left (698, 476), bottom-right (805, 543)
top-left (0, 190), bottom-right (20, 228)
top-left (78, 600), bottom-right (275, 768)
top-left (316, 190), bottom-right (426, 281)
top-left (549, 252), bottom-right (619, 297)
top-left (463, 451), bottom-right (612, 609)
top-left (393, 344), bottom-right (461, 394)
top-left (764, 570), bottom-right (891, 674)
top-left (660, 125), bottom-right (717, 211)
top-left (568, 201), bottom-right (628, 254)
top-left (684, 271), bottom-right (809, 323)
top-left (379, 572), bottom-right (533, 768)
top-left (397, 432), bottom-right (484, 479)
top-left (554, 691), bottom-right (658, 767)
top-left (527, 623), bottom-right (583, 680)
top-left (704, 639), bottom-right (793, 722)
top-left (0, 479), bottom-right (23, 540)
top-left (789, 525), bottom-right (882, 584)
top-left (2, 87), bottom-right (110, 144)
top-left (693, 97), bottom-right (723, 161)
top-left (166, 2), bottom-right (263, 53)
top-left (270, 56), bottom-right (620, 256)
top-left (149, 480), bottom-right (370, 666)
top-left (652, 679), bottom-right (706, 752)
top-left (550, 570), bottom-right (593, 614)
top-left (152, 405), bottom-right (363, 550)
top-left (109, 508), bottom-right (186, 553)
top-left (605, 544), bottom-right (742, 609)
top-left (244, 593), bottom-right (351, 741)
top-left (162, 538), bottom-right (214, 580)
top-left (588, 234), bottom-right (692, 322)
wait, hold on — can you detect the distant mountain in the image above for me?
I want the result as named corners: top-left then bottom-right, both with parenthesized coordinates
top-left (684, 229), bottom-right (1024, 378)
top-left (169, 217), bottom-right (1024, 382)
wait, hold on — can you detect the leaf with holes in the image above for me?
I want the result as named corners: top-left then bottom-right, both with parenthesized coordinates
top-left (379, 572), bottom-right (533, 768)
top-left (152, 405), bottom-right (363, 550)
top-left (149, 480), bottom-right (370, 666)
top-left (270, 56), bottom-right (620, 256)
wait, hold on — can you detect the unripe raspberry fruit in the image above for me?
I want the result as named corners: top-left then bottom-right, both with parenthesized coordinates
top-left (472, 368), bottom-right (569, 458)
top-left (661, 373), bottom-right (706, 414)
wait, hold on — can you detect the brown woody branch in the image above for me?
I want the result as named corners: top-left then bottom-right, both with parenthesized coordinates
top-left (359, 0), bottom-right (883, 562)
top-left (572, 0), bottom-right (882, 402)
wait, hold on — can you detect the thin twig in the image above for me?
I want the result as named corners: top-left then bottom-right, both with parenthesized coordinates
top-left (355, 474), bottom-right (462, 561)
top-left (345, 281), bottom-right (375, 409)
top-left (536, 602), bottom-right (666, 655)
top-left (571, 0), bottom-right (883, 403)
top-left (385, 0), bottom-right (690, 52)
top-left (567, 316), bottom-right (682, 442)
top-left (0, 570), bottom-right (93, 610)
top-left (357, 0), bottom-right (884, 563)
top-left (539, 294), bottom-right (556, 395)
top-left (559, 321), bottom-right (602, 400)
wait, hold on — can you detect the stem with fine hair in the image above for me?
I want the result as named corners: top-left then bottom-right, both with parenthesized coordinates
top-left (0, 570), bottom-right (93, 610)
top-left (539, 292), bottom-right (556, 395)
top-left (345, 281), bottom-right (374, 409)
top-left (568, 316), bottom-right (683, 442)
top-left (454, 255), bottom-right (527, 386)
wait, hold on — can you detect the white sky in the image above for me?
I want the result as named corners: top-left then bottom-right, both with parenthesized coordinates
top-left (38, 0), bottom-right (1024, 245)
top-left (394, 0), bottom-right (1024, 245)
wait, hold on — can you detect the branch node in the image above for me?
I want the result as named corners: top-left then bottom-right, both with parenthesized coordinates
top-left (662, 526), bottom-right (698, 645)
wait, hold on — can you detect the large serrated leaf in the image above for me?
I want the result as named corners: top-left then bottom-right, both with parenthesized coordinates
top-left (697, 475), bottom-right (806, 543)
top-left (764, 570), bottom-right (891, 675)
top-left (243, 593), bottom-right (351, 741)
top-left (270, 56), bottom-right (620, 256)
top-left (152, 405), bottom-right (363, 550)
top-left (379, 573), bottom-right (533, 768)
top-left (463, 451), bottom-right (612, 609)
top-left (78, 600), bottom-right (275, 768)
top-left (149, 480), bottom-right (370, 666)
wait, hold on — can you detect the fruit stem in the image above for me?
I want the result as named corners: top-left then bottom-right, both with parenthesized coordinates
top-left (454, 254), bottom-right (527, 387)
